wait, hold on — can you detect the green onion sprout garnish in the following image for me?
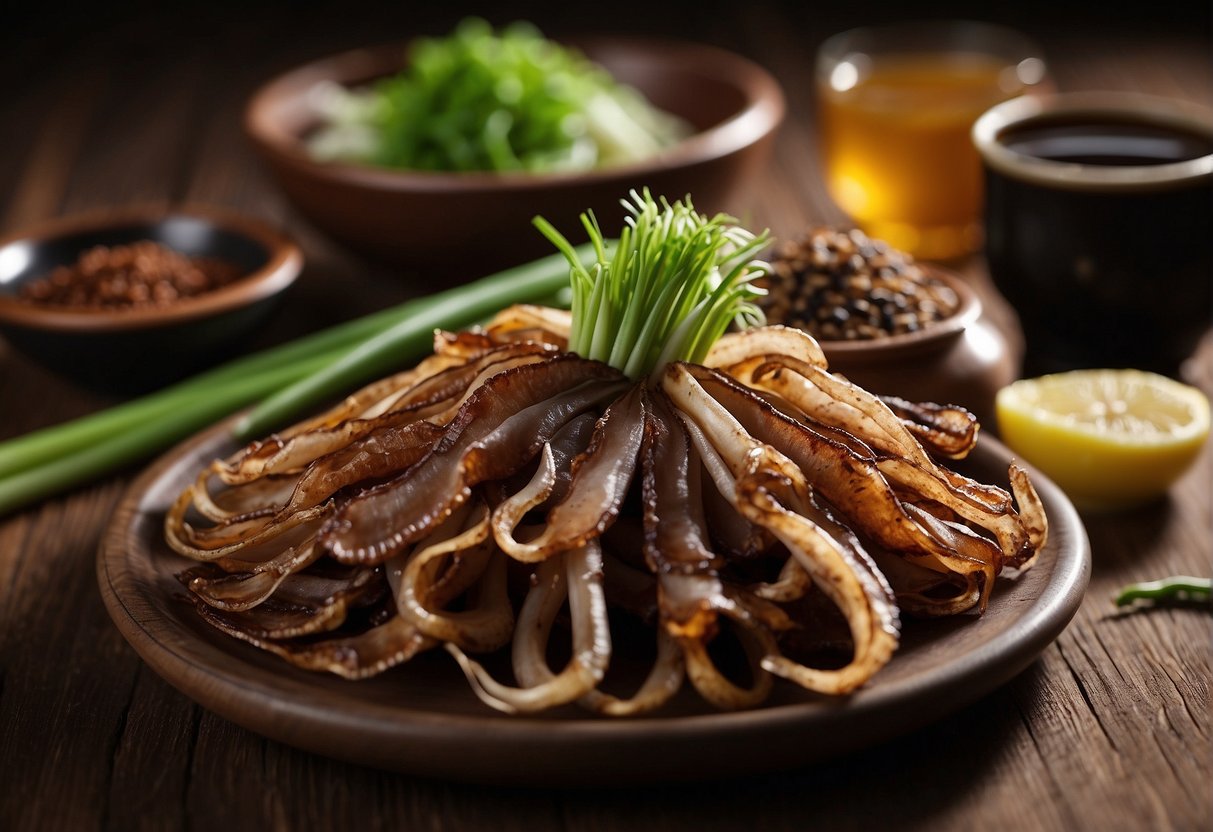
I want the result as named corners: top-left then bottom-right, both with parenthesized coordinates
top-left (535, 189), bottom-right (769, 381)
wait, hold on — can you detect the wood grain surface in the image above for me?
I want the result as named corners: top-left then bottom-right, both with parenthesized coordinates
top-left (2, 3), bottom-right (1210, 830)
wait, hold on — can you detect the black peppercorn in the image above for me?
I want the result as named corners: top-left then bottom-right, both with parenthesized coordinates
top-left (759, 228), bottom-right (959, 340)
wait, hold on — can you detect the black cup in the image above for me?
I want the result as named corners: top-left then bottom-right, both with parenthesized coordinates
top-left (973, 93), bottom-right (1212, 375)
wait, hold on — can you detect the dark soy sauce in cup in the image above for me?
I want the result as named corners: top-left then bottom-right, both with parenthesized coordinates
top-left (1001, 118), bottom-right (1213, 166)
top-left (978, 100), bottom-right (1213, 375)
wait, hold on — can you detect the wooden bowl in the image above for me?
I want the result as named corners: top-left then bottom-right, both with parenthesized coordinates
top-left (244, 38), bottom-right (785, 275)
top-left (0, 208), bottom-right (303, 393)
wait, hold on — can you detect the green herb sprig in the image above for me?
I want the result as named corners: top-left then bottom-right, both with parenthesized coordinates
top-left (535, 189), bottom-right (769, 381)
top-left (1114, 576), bottom-right (1212, 609)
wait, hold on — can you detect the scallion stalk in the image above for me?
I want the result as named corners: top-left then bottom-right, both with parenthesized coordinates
top-left (0, 352), bottom-right (335, 516)
top-left (0, 310), bottom-right (382, 479)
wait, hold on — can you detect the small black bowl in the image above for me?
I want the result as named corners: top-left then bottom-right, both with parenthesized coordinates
top-left (0, 208), bottom-right (303, 393)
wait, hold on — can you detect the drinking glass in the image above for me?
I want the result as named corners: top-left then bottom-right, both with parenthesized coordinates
top-left (816, 21), bottom-right (1048, 260)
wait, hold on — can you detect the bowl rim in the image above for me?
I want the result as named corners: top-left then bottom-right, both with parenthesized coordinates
top-left (972, 91), bottom-right (1213, 192)
top-left (0, 206), bottom-right (304, 333)
top-left (243, 35), bottom-right (786, 193)
top-left (813, 265), bottom-right (982, 361)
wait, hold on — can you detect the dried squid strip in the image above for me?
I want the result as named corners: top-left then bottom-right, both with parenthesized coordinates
top-left (167, 420), bottom-right (443, 562)
top-left (167, 504), bottom-right (328, 563)
top-left (679, 591), bottom-right (778, 709)
top-left (577, 629), bottom-right (684, 716)
top-left (493, 385), bottom-right (645, 562)
top-left (282, 420), bottom-right (445, 514)
top-left (747, 354), bottom-right (1033, 599)
top-left (534, 412), bottom-right (599, 508)
top-left (390, 501), bottom-right (514, 652)
top-left (220, 352), bottom-right (461, 482)
top-left (641, 391), bottom-right (725, 625)
top-left (879, 395), bottom-right (979, 459)
top-left (185, 541), bottom-right (321, 611)
top-left (321, 356), bottom-right (628, 564)
top-left (173, 419), bottom-right (448, 556)
top-left (215, 344), bottom-right (556, 487)
top-left (667, 365), bottom-right (900, 694)
top-left (266, 351), bottom-right (464, 442)
top-left (754, 356), bottom-right (1014, 517)
top-left (447, 543), bottom-right (611, 714)
top-left (876, 457), bottom-right (1033, 586)
top-left (642, 393), bottom-right (774, 708)
top-left (503, 536), bottom-right (682, 716)
top-left (1009, 464), bottom-right (1048, 560)
top-left (483, 304), bottom-right (572, 349)
top-left (189, 473), bottom-right (299, 523)
top-left (679, 365), bottom-right (991, 585)
top-left (201, 611), bottom-right (434, 680)
top-left (705, 325), bottom-right (828, 373)
top-left (189, 563), bottom-right (385, 640)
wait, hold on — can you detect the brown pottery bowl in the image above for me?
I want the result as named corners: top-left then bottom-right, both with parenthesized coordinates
top-left (0, 208), bottom-right (303, 393)
top-left (819, 269), bottom-right (1018, 427)
top-left (245, 38), bottom-right (785, 276)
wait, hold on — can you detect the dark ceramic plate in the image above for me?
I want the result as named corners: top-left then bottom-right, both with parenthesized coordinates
top-left (98, 421), bottom-right (1089, 786)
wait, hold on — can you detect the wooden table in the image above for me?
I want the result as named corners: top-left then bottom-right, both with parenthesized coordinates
top-left (2, 5), bottom-right (1209, 830)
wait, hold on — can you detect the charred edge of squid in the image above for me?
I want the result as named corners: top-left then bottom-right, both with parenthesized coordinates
top-left (1008, 463), bottom-right (1048, 567)
top-left (878, 394), bottom-right (980, 459)
top-left (667, 365), bottom-right (900, 695)
top-left (204, 609), bottom-right (436, 680)
top-left (705, 325), bottom-right (829, 373)
top-left (188, 563), bottom-right (385, 641)
top-left (736, 473), bottom-right (900, 695)
top-left (751, 356), bottom-right (1015, 518)
top-left (184, 541), bottom-right (321, 611)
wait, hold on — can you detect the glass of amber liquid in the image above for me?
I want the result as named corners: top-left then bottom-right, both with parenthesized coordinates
top-left (816, 22), bottom-right (1048, 260)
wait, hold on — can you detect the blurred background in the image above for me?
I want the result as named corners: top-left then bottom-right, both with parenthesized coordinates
top-left (3, 0), bottom-right (1209, 371)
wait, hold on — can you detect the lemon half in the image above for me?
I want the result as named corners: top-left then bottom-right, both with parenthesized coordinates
top-left (995, 369), bottom-right (1211, 510)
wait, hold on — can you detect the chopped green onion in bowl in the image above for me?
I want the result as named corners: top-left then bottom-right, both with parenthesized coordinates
top-left (307, 18), bottom-right (691, 173)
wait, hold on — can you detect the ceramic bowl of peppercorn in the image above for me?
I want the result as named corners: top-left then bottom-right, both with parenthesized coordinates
top-left (0, 208), bottom-right (303, 393)
top-left (758, 227), bottom-right (1018, 427)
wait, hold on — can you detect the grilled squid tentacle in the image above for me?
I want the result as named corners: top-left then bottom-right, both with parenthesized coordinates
top-left (493, 386), bottom-right (645, 563)
top-left (447, 542), bottom-right (612, 714)
top-left (389, 501), bottom-right (513, 652)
